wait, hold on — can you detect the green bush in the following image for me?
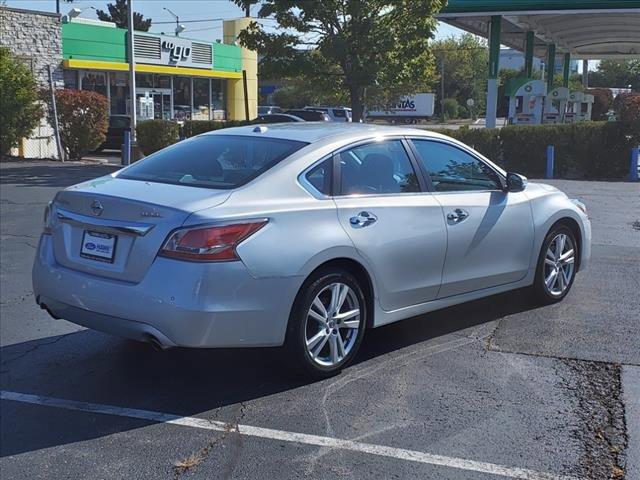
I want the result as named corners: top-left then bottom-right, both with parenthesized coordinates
top-left (442, 98), bottom-right (459, 119)
top-left (183, 120), bottom-right (251, 138)
top-left (54, 89), bottom-right (109, 160)
top-left (0, 47), bottom-right (44, 155)
top-left (426, 121), bottom-right (631, 180)
top-left (137, 120), bottom-right (180, 155)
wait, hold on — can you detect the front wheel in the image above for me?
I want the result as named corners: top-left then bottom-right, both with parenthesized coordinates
top-left (533, 225), bottom-right (578, 304)
top-left (286, 269), bottom-right (367, 378)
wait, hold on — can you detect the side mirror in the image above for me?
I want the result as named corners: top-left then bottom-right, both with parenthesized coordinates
top-left (506, 172), bottom-right (527, 192)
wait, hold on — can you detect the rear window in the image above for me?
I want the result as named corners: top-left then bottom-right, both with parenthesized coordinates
top-left (118, 135), bottom-right (307, 189)
top-left (332, 109), bottom-right (346, 118)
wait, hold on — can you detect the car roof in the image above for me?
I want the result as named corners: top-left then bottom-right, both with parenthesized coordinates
top-left (202, 122), bottom-right (449, 144)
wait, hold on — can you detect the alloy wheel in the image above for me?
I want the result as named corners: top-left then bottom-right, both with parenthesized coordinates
top-left (304, 282), bottom-right (361, 367)
top-left (543, 233), bottom-right (575, 296)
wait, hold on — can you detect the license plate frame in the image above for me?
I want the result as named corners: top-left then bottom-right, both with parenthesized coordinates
top-left (80, 230), bottom-right (117, 263)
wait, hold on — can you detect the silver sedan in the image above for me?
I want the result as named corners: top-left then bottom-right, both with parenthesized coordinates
top-left (33, 123), bottom-right (591, 376)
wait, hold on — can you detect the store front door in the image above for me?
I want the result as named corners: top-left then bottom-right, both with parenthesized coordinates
top-left (136, 88), bottom-right (172, 121)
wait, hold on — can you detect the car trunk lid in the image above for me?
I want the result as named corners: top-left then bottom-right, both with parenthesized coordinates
top-left (50, 175), bottom-right (230, 283)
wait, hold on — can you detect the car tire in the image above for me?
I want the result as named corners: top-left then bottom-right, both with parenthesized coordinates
top-left (286, 269), bottom-right (367, 378)
top-left (533, 224), bottom-right (578, 304)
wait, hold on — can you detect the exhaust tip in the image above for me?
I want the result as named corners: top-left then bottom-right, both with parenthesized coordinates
top-left (146, 335), bottom-right (167, 352)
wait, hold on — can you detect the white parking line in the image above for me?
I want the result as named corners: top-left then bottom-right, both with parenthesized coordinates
top-left (2, 390), bottom-right (578, 480)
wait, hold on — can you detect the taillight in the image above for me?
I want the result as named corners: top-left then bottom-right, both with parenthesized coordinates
top-left (159, 220), bottom-right (267, 262)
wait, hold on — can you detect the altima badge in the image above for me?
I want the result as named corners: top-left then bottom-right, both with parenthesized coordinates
top-left (141, 211), bottom-right (162, 218)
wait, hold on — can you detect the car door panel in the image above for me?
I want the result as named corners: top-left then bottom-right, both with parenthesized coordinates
top-left (409, 138), bottom-right (534, 299)
top-left (434, 190), bottom-right (533, 298)
top-left (331, 138), bottom-right (447, 312)
top-left (334, 195), bottom-right (447, 311)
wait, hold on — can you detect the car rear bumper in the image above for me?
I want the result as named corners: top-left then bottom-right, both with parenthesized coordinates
top-left (33, 234), bottom-right (302, 348)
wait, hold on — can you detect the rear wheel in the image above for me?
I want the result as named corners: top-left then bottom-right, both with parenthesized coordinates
top-left (533, 225), bottom-right (578, 304)
top-left (287, 269), bottom-right (366, 378)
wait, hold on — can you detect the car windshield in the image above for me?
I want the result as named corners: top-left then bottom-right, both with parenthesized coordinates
top-left (118, 135), bottom-right (308, 189)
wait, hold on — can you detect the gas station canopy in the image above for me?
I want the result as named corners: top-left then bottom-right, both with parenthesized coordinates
top-left (436, 0), bottom-right (640, 127)
top-left (438, 0), bottom-right (640, 58)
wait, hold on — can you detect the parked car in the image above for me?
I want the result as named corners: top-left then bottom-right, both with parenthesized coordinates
top-left (255, 113), bottom-right (304, 123)
top-left (284, 109), bottom-right (331, 121)
top-left (304, 106), bottom-right (352, 122)
top-left (33, 124), bottom-right (591, 377)
top-left (97, 115), bottom-right (130, 151)
top-left (258, 106), bottom-right (283, 115)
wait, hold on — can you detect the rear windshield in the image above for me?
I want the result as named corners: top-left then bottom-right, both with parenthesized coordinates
top-left (118, 135), bottom-right (307, 189)
top-left (332, 109), bottom-right (346, 118)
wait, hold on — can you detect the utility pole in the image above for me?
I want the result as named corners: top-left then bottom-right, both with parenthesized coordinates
top-left (127, 0), bottom-right (137, 143)
top-left (440, 56), bottom-right (445, 122)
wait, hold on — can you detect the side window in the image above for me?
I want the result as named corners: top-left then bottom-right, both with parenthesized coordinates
top-left (338, 140), bottom-right (420, 195)
top-left (305, 158), bottom-right (332, 196)
top-left (412, 140), bottom-right (502, 192)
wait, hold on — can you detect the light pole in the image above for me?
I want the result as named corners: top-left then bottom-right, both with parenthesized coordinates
top-left (163, 7), bottom-right (185, 36)
top-left (127, 0), bottom-right (137, 144)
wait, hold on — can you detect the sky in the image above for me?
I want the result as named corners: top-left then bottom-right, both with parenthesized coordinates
top-left (5, 0), bottom-right (464, 43)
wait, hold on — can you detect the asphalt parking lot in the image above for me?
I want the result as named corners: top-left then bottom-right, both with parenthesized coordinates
top-left (1, 161), bottom-right (638, 480)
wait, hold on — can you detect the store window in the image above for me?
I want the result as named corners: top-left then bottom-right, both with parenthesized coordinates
top-left (193, 78), bottom-right (210, 120)
top-left (136, 73), bottom-right (153, 88)
top-left (109, 72), bottom-right (129, 115)
top-left (211, 79), bottom-right (226, 120)
top-left (63, 69), bottom-right (78, 89)
top-left (81, 71), bottom-right (107, 98)
top-left (173, 76), bottom-right (192, 121)
top-left (155, 75), bottom-right (171, 89)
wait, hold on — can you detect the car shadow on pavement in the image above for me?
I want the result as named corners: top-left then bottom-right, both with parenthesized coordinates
top-left (0, 287), bottom-right (536, 457)
top-left (0, 164), bottom-right (117, 188)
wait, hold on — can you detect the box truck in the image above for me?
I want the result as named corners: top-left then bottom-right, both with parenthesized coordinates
top-left (366, 93), bottom-right (435, 123)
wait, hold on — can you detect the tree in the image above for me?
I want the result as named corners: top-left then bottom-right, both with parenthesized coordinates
top-left (233, 0), bottom-right (445, 121)
top-left (96, 0), bottom-right (152, 31)
top-left (431, 34), bottom-right (488, 116)
top-left (0, 48), bottom-right (43, 155)
top-left (53, 89), bottom-right (109, 160)
top-left (589, 59), bottom-right (640, 91)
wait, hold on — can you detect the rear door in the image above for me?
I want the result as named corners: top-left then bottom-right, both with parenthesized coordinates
top-left (409, 139), bottom-right (534, 298)
top-left (332, 138), bottom-right (447, 312)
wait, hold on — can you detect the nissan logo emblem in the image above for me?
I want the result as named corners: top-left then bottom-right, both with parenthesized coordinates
top-left (90, 200), bottom-right (104, 216)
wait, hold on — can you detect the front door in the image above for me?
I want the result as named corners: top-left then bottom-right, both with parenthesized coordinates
top-left (332, 139), bottom-right (447, 312)
top-left (410, 139), bottom-right (534, 298)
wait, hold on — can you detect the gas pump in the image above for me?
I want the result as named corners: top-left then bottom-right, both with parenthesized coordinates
top-left (543, 87), bottom-right (569, 124)
top-left (579, 93), bottom-right (594, 121)
top-left (505, 78), bottom-right (547, 125)
top-left (565, 91), bottom-right (584, 123)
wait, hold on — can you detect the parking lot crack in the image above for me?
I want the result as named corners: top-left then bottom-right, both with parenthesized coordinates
top-left (0, 333), bottom-right (72, 368)
top-left (172, 402), bottom-right (247, 479)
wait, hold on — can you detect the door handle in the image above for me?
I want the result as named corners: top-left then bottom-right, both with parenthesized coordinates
top-left (447, 208), bottom-right (469, 223)
top-left (350, 211), bottom-right (378, 228)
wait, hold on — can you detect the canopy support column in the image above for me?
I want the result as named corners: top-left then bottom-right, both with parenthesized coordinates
top-left (524, 31), bottom-right (535, 78)
top-left (562, 53), bottom-right (571, 88)
top-left (486, 15), bottom-right (501, 129)
top-left (546, 44), bottom-right (556, 92)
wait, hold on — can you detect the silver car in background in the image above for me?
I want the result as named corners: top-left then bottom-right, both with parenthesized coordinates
top-left (33, 123), bottom-right (591, 377)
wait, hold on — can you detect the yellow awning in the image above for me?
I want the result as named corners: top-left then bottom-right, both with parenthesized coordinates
top-left (64, 59), bottom-right (242, 79)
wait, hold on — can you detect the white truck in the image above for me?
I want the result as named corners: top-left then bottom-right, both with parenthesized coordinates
top-left (366, 93), bottom-right (435, 123)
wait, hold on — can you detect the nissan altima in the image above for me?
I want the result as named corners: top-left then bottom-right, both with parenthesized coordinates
top-left (33, 123), bottom-right (591, 376)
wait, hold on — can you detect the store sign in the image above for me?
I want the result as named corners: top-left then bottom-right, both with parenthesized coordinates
top-left (134, 33), bottom-right (213, 70)
top-left (161, 38), bottom-right (192, 65)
